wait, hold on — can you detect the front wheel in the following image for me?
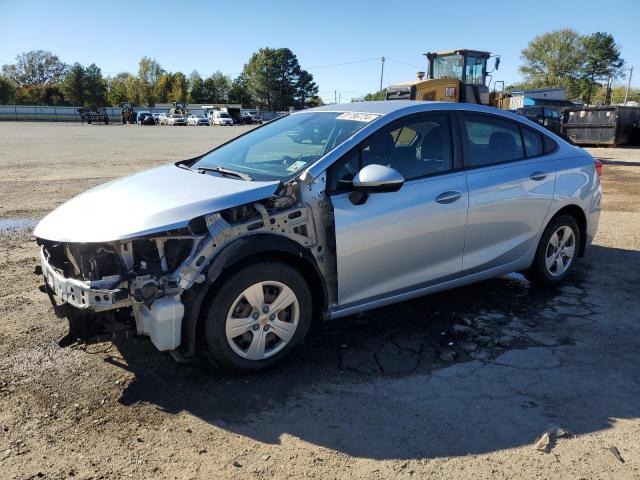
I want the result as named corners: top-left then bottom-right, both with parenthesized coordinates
top-left (527, 214), bottom-right (580, 286)
top-left (202, 261), bottom-right (312, 372)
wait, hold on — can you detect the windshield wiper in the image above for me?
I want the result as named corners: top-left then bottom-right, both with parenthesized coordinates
top-left (197, 166), bottom-right (253, 181)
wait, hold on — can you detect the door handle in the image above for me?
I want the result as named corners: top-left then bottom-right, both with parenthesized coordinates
top-left (435, 191), bottom-right (462, 204)
top-left (530, 171), bottom-right (548, 181)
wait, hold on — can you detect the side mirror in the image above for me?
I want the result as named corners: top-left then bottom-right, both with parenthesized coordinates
top-left (352, 164), bottom-right (404, 193)
top-left (494, 56), bottom-right (500, 71)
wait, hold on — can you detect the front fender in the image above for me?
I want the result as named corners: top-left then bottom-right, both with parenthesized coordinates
top-left (180, 234), bottom-right (327, 357)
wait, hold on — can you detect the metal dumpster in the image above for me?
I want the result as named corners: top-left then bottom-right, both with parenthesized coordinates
top-left (563, 106), bottom-right (640, 146)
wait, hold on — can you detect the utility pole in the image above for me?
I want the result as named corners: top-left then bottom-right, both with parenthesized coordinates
top-left (379, 57), bottom-right (385, 93)
top-left (338, 92), bottom-right (341, 103)
top-left (334, 90), bottom-right (337, 104)
top-left (624, 66), bottom-right (634, 105)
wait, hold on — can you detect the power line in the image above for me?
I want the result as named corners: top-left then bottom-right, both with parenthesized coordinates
top-left (307, 57), bottom-right (379, 69)
top-left (386, 57), bottom-right (425, 69)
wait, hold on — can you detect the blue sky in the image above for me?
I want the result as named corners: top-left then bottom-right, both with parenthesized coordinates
top-left (1, 0), bottom-right (638, 103)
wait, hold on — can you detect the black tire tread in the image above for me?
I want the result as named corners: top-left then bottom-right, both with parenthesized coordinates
top-left (526, 214), bottom-right (581, 286)
top-left (201, 261), bottom-right (312, 372)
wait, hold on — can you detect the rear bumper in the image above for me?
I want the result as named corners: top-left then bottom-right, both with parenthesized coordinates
top-left (40, 247), bottom-right (129, 311)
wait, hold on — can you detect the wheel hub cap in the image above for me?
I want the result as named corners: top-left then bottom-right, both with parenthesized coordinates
top-left (544, 226), bottom-right (576, 277)
top-left (225, 281), bottom-right (299, 361)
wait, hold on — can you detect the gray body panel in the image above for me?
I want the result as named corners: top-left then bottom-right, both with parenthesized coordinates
top-left (463, 156), bottom-right (557, 272)
top-left (332, 171), bottom-right (468, 307)
top-left (34, 164), bottom-right (280, 242)
top-left (320, 102), bottom-right (601, 318)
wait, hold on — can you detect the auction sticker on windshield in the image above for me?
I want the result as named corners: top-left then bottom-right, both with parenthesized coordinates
top-left (286, 160), bottom-right (307, 172)
top-left (336, 112), bottom-right (381, 122)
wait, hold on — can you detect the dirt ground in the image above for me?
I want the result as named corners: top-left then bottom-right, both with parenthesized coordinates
top-left (1, 122), bottom-right (639, 479)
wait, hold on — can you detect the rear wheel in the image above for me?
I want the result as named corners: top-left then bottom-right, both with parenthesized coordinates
top-left (527, 214), bottom-right (580, 286)
top-left (202, 261), bottom-right (312, 372)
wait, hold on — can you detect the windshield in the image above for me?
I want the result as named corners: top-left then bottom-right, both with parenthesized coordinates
top-left (219, 112), bottom-right (230, 118)
top-left (192, 111), bottom-right (377, 181)
top-left (465, 56), bottom-right (487, 85)
top-left (432, 54), bottom-right (464, 81)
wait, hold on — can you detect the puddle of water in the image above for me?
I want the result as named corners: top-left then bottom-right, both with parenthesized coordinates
top-left (0, 218), bottom-right (38, 234)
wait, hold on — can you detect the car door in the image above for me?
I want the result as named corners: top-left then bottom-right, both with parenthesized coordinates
top-left (460, 112), bottom-right (556, 273)
top-left (328, 112), bottom-right (468, 307)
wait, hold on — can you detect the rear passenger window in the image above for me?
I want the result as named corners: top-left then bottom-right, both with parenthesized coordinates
top-left (463, 114), bottom-right (524, 167)
top-left (543, 136), bottom-right (558, 153)
top-left (522, 127), bottom-right (544, 157)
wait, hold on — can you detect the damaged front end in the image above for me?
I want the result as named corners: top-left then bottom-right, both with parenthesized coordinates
top-left (36, 177), bottom-right (334, 355)
top-left (38, 232), bottom-right (195, 350)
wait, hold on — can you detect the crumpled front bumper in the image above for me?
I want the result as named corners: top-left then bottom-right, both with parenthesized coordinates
top-left (40, 247), bottom-right (129, 311)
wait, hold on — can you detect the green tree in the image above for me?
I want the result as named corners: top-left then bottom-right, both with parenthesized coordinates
top-left (363, 90), bottom-right (386, 101)
top-left (189, 74), bottom-right (208, 103)
top-left (106, 73), bottom-right (130, 106)
top-left (295, 70), bottom-right (318, 108)
top-left (204, 71), bottom-right (230, 103)
top-left (169, 72), bottom-right (188, 103)
top-left (84, 63), bottom-right (107, 106)
top-left (15, 85), bottom-right (65, 105)
top-left (153, 73), bottom-right (173, 103)
top-left (306, 95), bottom-right (324, 107)
top-left (592, 85), bottom-right (640, 105)
top-left (138, 57), bottom-right (163, 106)
top-left (242, 48), bottom-right (317, 110)
top-left (0, 75), bottom-right (18, 104)
top-left (61, 62), bottom-right (86, 106)
top-left (228, 74), bottom-right (252, 105)
top-left (2, 50), bottom-right (67, 87)
top-left (583, 32), bottom-right (625, 103)
top-left (124, 74), bottom-right (144, 105)
top-left (519, 29), bottom-right (586, 100)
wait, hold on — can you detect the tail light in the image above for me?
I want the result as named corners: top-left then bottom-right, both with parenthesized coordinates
top-left (594, 158), bottom-right (603, 177)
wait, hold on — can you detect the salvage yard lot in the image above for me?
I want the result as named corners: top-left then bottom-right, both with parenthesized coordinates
top-left (0, 122), bottom-right (639, 479)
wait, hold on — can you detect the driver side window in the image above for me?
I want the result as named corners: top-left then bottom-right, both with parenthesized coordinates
top-left (328, 114), bottom-right (454, 194)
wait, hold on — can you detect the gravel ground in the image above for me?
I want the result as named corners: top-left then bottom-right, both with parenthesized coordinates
top-left (0, 122), bottom-right (639, 479)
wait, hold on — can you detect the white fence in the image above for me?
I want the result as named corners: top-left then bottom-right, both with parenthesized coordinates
top-left (0, 105), bottom-right (285, 122)
top-left (0, 105), bottom-right (125, 122)
top-left (0, 105), bottom-right (214, 122)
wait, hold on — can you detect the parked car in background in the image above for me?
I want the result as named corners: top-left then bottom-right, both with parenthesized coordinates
top-left (34, 101), bottom-right (601, 372)
top-left (152, 113), bottom-right (161, 124)
top-left (187, 114), bottom-right (210, 126)
top-left (167, 114), bottom-right (187, 126)
top-left (136, 112), bottom-right (155, 125)
top-left (211, 111), bottom-right (233, 126)
top-left (158, 113), bottom-right (168, 125)
top-left (513, 106), bottom-right (563, 135)
top-left (242, 111), bottom-right (263, 124)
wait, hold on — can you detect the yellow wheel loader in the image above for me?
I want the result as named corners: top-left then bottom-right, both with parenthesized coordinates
top-left (386, 49), bottom-right (506, 108)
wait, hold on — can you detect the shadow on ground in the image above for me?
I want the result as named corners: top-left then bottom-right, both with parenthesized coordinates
top-left (108, 244), bottom-right (640, 460)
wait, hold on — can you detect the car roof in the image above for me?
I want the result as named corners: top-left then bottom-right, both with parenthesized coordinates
top-left (300, 100), bottom-right (544, 125)
top-left (302, 101), bottom-right (569, 180)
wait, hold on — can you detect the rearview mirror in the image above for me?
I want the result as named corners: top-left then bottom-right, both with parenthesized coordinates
top-left (352, 164), bottom-right (404, 193)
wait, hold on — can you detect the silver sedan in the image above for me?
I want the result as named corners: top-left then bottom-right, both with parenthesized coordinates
top-left (187, 114), bottom-right (210, 126)
top-left (34, 101), bottom-right (602, 372)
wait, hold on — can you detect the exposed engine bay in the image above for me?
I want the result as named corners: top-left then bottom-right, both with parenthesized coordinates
top-left (37, 176), bottom-right (336, 355)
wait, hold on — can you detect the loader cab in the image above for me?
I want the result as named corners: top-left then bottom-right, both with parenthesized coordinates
top-left (428, 50), bottom-right (491, 86)
top-left (386, 49), bottom-right (498, 106)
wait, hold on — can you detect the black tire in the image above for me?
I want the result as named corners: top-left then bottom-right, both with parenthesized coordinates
top-left (526, 214), bottom-right (581, 286)
top-left (201, 261), bottom-right (312, 372)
